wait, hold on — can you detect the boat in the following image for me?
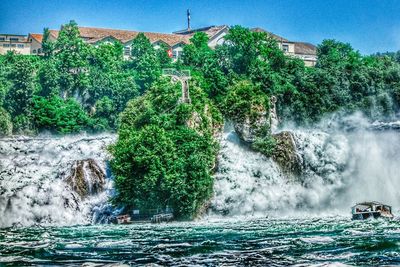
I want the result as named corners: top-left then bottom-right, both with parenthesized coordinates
top-left (114, 207), bottom-right (175, 224)
top-left (116, 214), bottom-right (131, 224)
top-left (351, 201), bottom-right (394, 220)
top-left (151, 213), bottom-right (174, 223)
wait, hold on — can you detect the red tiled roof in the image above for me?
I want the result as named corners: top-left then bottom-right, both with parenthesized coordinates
top-left (48, 29), bottom-right (59, 39)
top-left (49, 27), bottom-right (190, 46)
top-left (29, 33), bottom-right (43, 43)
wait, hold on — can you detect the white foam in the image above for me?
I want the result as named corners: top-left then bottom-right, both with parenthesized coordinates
top-left (0, 134), bottom-right (116, 228)
top-left (210, 117), bottom-right (400, 217)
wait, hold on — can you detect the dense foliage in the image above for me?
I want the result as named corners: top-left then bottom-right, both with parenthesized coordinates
top-left (181, 27), bottom-right (400, 126)
top-left (0, 21), bottom-right (158, 134)
top-left (2, 21), bottom-right (400, 218)
top-left (110, 79), bottom-right (222, 218)
top-left (31, 96), bottom-right (92, 133)
top-left (0, 107), bottom-right (13, 136)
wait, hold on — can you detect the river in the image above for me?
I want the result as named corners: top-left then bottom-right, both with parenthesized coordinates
top-left (2, 217), bottom-right (400, 266)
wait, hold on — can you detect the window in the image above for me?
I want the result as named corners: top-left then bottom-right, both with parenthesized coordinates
top-left (11, 44), bottom-right (16, 48)
top-left (0, 37), bottom-right (5, 41)
top-left (172, 50), bottom-right (182, 59)
top-left (282, 44), bottom-right (289, 53)
top-left (216, 37), bottom-right (225, 45)
top-left (17, 44), bottom-right (24, 48)
top-left (9, 37), bottom-right (19, 42)
top-left (3, 44), bottom-right (10, 48)
top-left (124, 46), bottom-right (131, 56)
top-left (38, 48), bottom-right (42, 54)
top-left (33, 49), bottom-right (37, 54)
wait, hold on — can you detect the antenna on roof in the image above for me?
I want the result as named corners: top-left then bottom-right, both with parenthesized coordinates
top-left (187, 9), bottom-right (191, 31)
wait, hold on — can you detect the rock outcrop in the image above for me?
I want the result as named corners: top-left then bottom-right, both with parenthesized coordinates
top-left (186, 104), bottom-right (223, 139)
top-left (65, 159), bottom-right (106, 199)
top-left (272, 131), bottom-right (302, 177)
top-left (233, 104), bottom-right (268, 143)
top-left (269, 96), bottom-right (279, 133)
top-left (233, 96), bottom-right (279, 143)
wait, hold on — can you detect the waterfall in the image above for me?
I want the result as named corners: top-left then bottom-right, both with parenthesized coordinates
top-left (210, 117), bottom-right (400, 217)
top-left (1, 116), bottom-right (400, 226)
top-left (0, 134), bottom-right (116, 228)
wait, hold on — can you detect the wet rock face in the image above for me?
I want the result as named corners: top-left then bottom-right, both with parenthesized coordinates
top-left (272, 131), bottom-right (303, 177)
top-left (186, 104), bottom-right (223, 139)
top-left (0, 135), bottom-right (115, 228)
top-left (234, 105), bottom-right (268, 143)
top-left (65, 159), bottom-right (106, 199)
top-left (269, 96), bottom-right (279, 133)
top-left (186, 111), bottom-right (203, 132)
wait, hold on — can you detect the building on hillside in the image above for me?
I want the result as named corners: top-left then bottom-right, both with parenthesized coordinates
top-left (174, 25), bottom-right (317, 66)
top-left (45, 27), bottom-right (191, 60)
top-left (1, 22), bottom-right (317, 66)
top-left (173, 25), bottom-right (229, 48)
top-left (251, 27), bottom-right (295, 53)
top-left (0, 34), bottom-right (31, 55)
top-left (293, 42), bottom-right (318, 67)
top-left (251, 28), bottom-right (317, 66)
top-left (28, 33), bottom-right (43, 55)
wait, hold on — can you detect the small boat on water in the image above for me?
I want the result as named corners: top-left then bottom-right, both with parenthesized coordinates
top-left (116, 214), bottom-right (131, 224)
top-left (352, 201), bottom-right (394, 220)
top-left (115, 208), bottom-right (175, 224)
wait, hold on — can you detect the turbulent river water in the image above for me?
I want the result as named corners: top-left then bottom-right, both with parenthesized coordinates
top-left (2, 218), bottom-right (400, 266)
top-left (1, 115), bottom-right (400, 265)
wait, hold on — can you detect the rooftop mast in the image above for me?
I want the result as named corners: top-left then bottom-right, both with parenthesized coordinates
top-left (187, 9), bottom-right (191, 31)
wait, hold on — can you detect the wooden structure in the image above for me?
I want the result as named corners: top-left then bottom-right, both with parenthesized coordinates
top-left (162, 68), bottom-right (191, 104)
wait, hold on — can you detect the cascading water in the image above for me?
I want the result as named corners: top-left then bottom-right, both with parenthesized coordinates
top-left (210, 115), bottom-right (400, 217)
top-left (0, 134), bottom-right (116, 228)
top-left (1, 114), bottom-right (399, 227)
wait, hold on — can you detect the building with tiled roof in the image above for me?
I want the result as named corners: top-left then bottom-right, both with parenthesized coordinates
top-left (174, 25), bottom-right (317, 66)
top-left (1, 24), bottom-right (317, 66)
top-left (0, 34), bottom-right (31, 55)
top-left (174, 25), bottom-right (229, 48)
top-left (27, 33), bottom-right (44, 55)
top-left (49, 27), bottom-right (190, 46)
top-left (46, 26), bottom-right (191, 60)
top-left (251, 27), bottom-right (290, 42)
top-left (293, 42), bottom-right (317, 66)
top-left (251, 27), bottom-right (317, 66)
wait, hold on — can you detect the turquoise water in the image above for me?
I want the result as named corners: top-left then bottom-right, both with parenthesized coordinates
top-left (1, 217), bottom-right (400, 266)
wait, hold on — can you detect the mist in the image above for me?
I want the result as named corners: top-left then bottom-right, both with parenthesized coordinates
top-left (209, 113), bottom-right (400, 217)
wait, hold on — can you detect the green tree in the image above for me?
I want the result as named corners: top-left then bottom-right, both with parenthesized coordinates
top-left (129, 33), bottom-right (161, 93)
top-left (42, 28), bottom-right (56, 58)
top-left (182, 32), bottom-right (212, 67)
top-left (111, 79), bottom-right (221, 218)
top-left (0, 108), bottom-right (13, 136)
top-left (31, 96), bottom-right (92, 134)
top-left (37, 59), bottom-right (60, 97)
top-left (182, 32), bottom-right (229, 102)
top-left (5, 56), bottom-right (36, 116)
top-left (55, 20), bottom-right (91, 97)
top-left (224, 80), bottom-right (269, 124)
top-left (87, 42), bottom-right (139, 126)
top-left (92, 96), bottom-right (117, 130)
top-left (156, 42), bottom-right (173, 68)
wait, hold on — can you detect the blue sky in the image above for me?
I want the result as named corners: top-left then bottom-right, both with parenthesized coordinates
top-left (1, 0), bottom-right (400, 54)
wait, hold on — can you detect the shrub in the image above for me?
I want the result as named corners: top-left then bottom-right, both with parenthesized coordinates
top-left (0, 108), bottom-right (13, 136)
